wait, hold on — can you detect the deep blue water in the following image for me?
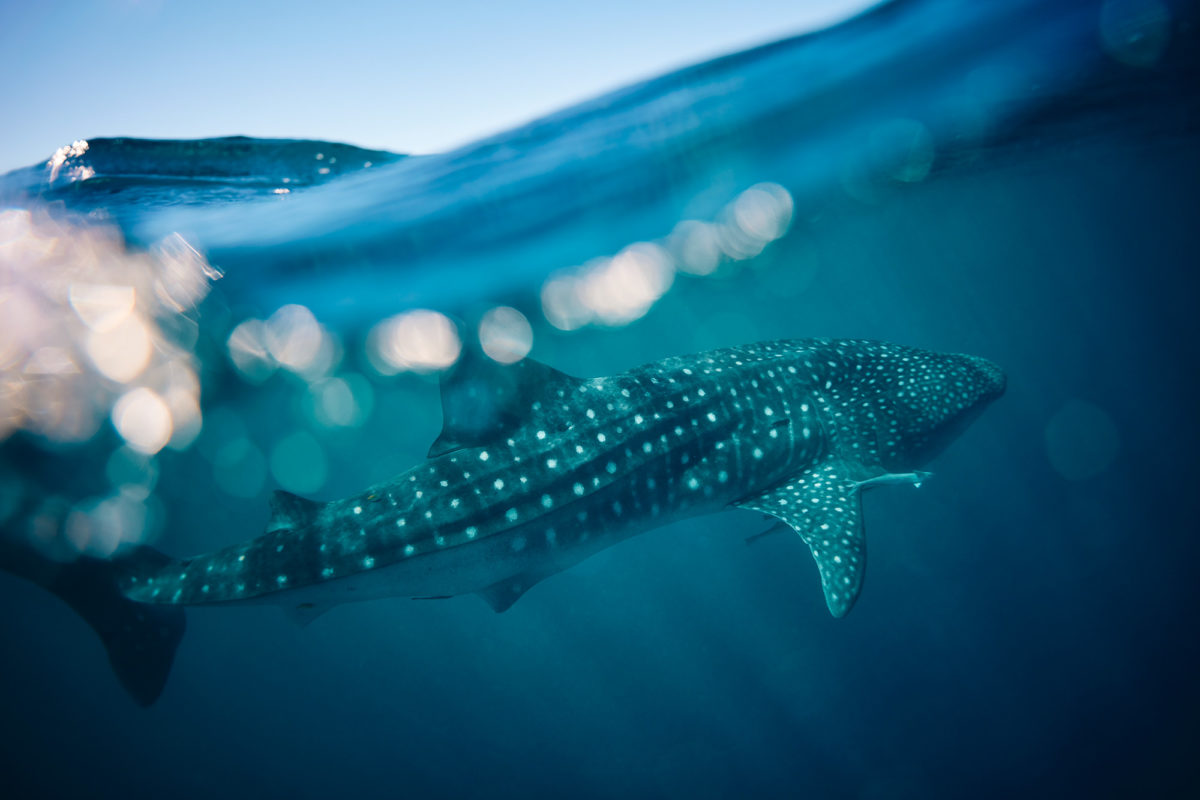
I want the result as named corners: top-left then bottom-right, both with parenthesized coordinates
top-left (2, 0), bottom-right (1198, 797)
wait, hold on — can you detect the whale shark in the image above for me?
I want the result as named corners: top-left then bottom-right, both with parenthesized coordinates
top-left (1, 338), bottom-right (1004, 704)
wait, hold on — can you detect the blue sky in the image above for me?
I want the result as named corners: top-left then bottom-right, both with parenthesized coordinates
top-left (0, 0), bottom-right (878, 173)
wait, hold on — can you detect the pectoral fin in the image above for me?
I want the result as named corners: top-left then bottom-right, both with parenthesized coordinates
top-left (735, 460), bottom-right (928, 618)
top-left (283, 601), bottom-right (332, 628)
top-left (477, 579), bottom-right (531, 613)
top-left (476, 567), bottom-right (560, 613)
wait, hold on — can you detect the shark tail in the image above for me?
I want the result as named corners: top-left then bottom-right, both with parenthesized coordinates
top-left (0, 536), bottom-right (185, 707)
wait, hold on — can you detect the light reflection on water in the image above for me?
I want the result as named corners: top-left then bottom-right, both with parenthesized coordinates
top-left (541, 182), bottom-right (794, 331)
top-left (0, 208), bottom-right (218, 556)
top-left (0, 209), bottom-right (218, 452)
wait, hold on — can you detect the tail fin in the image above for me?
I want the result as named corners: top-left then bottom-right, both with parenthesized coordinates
top-left (0, 537), bottom-right (185, 707)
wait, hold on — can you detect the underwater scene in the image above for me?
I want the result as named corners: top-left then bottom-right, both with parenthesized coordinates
top-left (1, 0), bottom-right (1198, 797)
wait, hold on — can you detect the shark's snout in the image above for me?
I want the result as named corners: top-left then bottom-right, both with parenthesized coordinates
top-left (970, 356), bottom-right (1006, 400)
top-left (964, 357), bottom-right (1003, 400)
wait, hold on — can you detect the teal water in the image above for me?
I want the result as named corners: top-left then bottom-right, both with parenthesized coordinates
top-left (2, 0), bottom-right (1198, 797)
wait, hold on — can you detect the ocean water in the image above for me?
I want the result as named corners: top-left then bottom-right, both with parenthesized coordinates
top-left (1, 0), bottom-right (1198, 797)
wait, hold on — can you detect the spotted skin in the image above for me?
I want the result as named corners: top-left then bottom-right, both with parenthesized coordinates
top-left (121, 339), bottom-right (1005, 618)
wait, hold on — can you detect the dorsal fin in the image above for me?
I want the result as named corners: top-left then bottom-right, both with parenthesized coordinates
top-left (267, 490), bottom-right (322, 533)
top-left (429, 349), bottom-right (583, 458)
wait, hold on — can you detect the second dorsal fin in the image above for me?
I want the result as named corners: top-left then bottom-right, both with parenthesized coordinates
top-left (267, 490), bottom-right (323, 532)
top-left (428, 349), bottom-right (583, 458)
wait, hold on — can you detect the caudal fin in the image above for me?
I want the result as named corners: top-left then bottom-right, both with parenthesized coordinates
top-left (0, 537), bottom-right (185, 706)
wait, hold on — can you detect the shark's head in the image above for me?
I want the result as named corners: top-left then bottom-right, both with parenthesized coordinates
top-left (872, 347), bottom-right (1006, 468)
top-left (799, 342), bottom-right (1004, 470)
